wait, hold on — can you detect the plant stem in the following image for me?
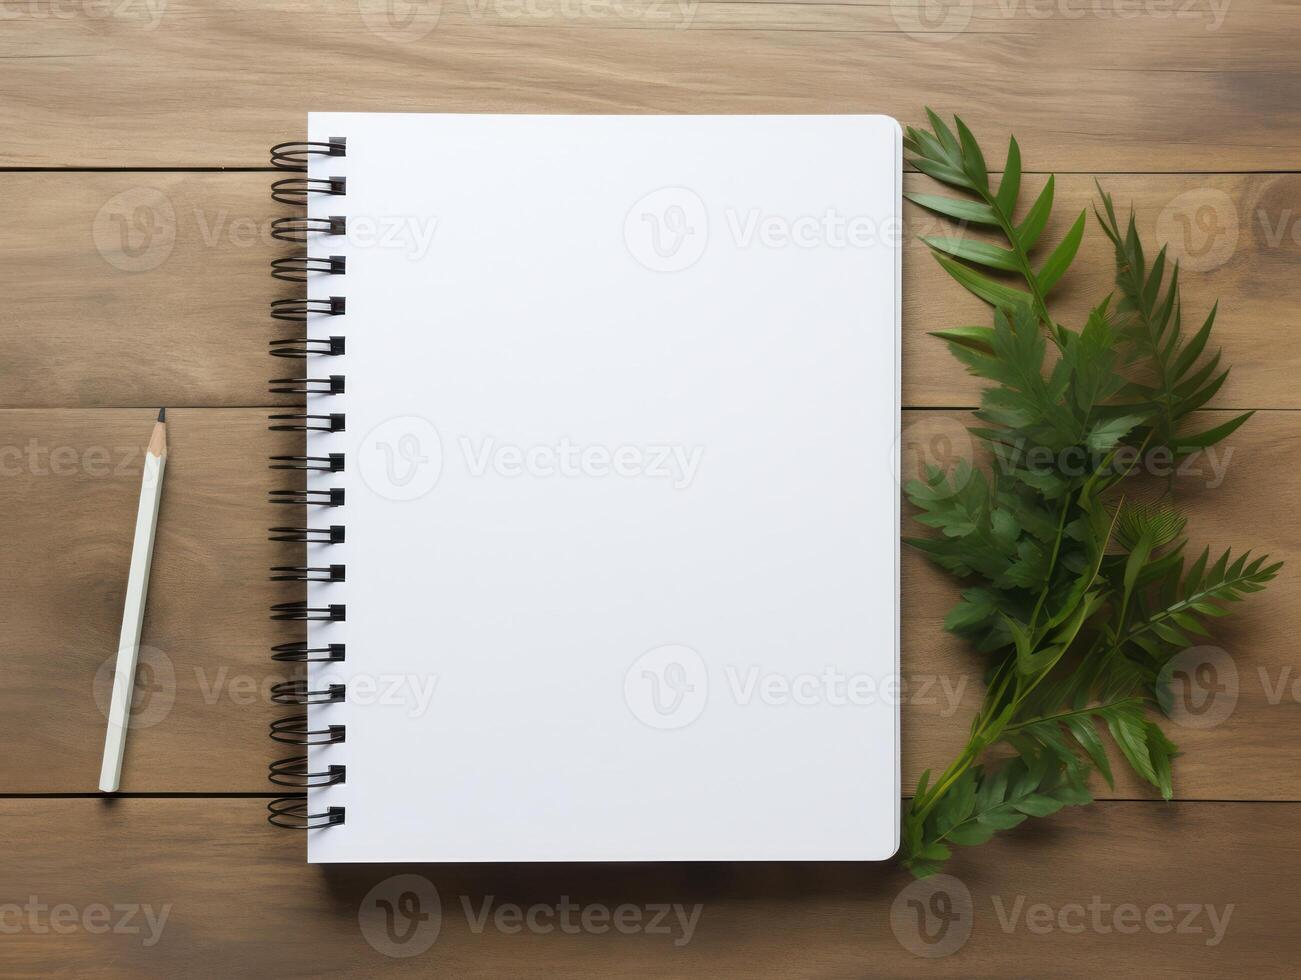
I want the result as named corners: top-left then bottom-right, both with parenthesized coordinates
top-left (1027, 495), bottom-right (1072, 635)
top-left (975, 184), bottom-right (1063, 348)
top-left (1003, 698), bottom-right (1141, 734)
top-left (913, 657), bottom-right (1015, 823)
top-left (912, 742), bottom-right (982, 824)
top-left (1114, 567), bottom-right (1261, 649)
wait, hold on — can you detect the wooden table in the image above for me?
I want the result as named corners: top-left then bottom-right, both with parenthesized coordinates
top-left (3, 2), bottom-right (1299, 975)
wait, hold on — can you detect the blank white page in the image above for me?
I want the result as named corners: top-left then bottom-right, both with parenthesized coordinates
top-left (301, 113), bottom-right (901, 862)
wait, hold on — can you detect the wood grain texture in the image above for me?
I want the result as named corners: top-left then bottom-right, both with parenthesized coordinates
top-left (0, 409), bottom-right (304, 793)
top-left (3, 171), bottom-right (1297, 409)
top-left (0, 173), bottom-right (291, 409)
top-left (2, 0), bottom-right (1299, 169)
top-left (5, 5), bottom-right (1299, 971)
top-left (1, 408), bottom-right (1293, 797)
top-left (0, 797), bottom-right (1294, 977)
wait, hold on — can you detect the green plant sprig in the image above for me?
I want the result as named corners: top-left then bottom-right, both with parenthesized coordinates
top-left (905, 107), bottom-right (1085, 347)
top-left (899, 111), bottom-right (1282, 878)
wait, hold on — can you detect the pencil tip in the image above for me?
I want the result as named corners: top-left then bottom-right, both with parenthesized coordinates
top-left (157, 407), bottom-right (166, 423)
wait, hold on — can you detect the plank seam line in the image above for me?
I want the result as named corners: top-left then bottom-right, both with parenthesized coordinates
top-left (3, 167), bottom-right (1300, 176)
top-left (0, 794), bottom-right (1289, 803)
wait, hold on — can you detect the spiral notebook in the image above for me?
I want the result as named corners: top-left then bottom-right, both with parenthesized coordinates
top-left (266, 113), bottom-right (902, 862)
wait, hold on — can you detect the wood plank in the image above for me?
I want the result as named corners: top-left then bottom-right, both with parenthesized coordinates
top-left (0, 409), bottom-right (303, 793)
top-left (904, 172), bottom-right (1301, 411)
top-left (2, 0), bottom-right (1299, 169)
top-left (0, 797), bottom-right (1293, 976)
top-left (0, 174), bottom-right (288, 410)
top-left (0, 408), bottom-right (1293, 797)
top-left (3, 171), bottom-right (1297, 409)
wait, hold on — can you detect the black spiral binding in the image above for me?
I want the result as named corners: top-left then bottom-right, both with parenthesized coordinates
top-left (270, 336), bottom-right (346, 359)
top-left (269, 376), bottom-right (346, 395)
top-left (269, 526), bottom-right (345, 544)
top-left (268, 488), bottom-right (345, 506)
top-left (271, 641), bottom-right (346, 664)
top-left (271, 216), bottom-right (346, 243)
top-left (271, 681), bottom-right (347, 704)
top-left (270, 564), bottom-right (347, 583)
top-left (268, 453), bottom-right (344, 472)
top-left (271, 296), bottom-right (346, 321)
top-left (271, 254), bottom-right (346, 283)
top-left (269, 756), bottom-right (346, 788)
top-left (272, 177), bottom-right (347, 206)
top-left (268, 137), bottom-right (349, 830)
top-left (270, 138), bottom-right (346, 172)
top-left (268, 413), bottom-right (345, 433)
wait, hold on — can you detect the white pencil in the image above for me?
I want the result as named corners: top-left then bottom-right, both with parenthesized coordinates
top-left (99, 408), bottom-right (168, 793)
